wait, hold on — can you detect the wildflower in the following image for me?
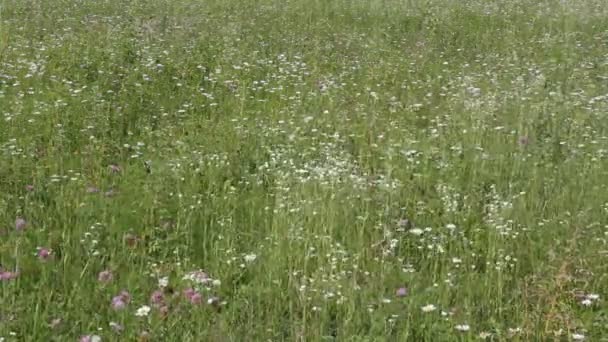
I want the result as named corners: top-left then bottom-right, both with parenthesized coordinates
top-left (111, 291), bottom-right (131, 310)
top-left (455, 324), bottom-right (470, 332)
top-left (421, 304), bottom-right (436, 312)
top-left (104, 189), bottom-right (116, 197)
top-left (586, 293), bottom-right (600, 300)
top-left (183, 287), bottom-right (196, 299)
top-left (207, 296), bottom-right (219, 305)
top-left (158, 276), bottom-right (169, 288)
top-left (479, 332), bottom-right (492, 339)
top-left (508, 327), bottom-right (522, 336)
top-left (572, 333), bottom-right (585, 340)
top-left (581, 299), bottom-right (592, 306)
top-left (109, 322), bottom-right (123, 333)
top-left (86, 186), bottom-right (100, 194)
top-left (244, 254), bottom-right (257, 263)
top-left (37, 247), bottom-right (52, 261)
top-left (79, 335), bottom-right (101, 342)
top-left (189, 292), bottom-right (203, 304)
top-left (108, 164), bottom-right (121, 173)
top-left (111, 296), bottom-right (127, 310)
top-left (182, 270), bottom-right (211, 284)
top-left (15, 218), bottom-right (27, 231)
top-left (150, 290), bottom-right (164, 306)
top-left (398, 218), bottom-right (412, 228)
top-left (118, 290), bottom-right (131, 303)
top-left (409, 228), bottom-right (424, 235)
top-left (0, 270), bottom-right (18, 281)
top-left (395, 287), bottom-right (408, 297)
top-left (135, 305), bottom-right (151, 317)
top-left (182, 286), bottom-right (202, 304)
top-left (98, 270), bottom-right (113, 283)
top-left (48, 318), bottom-right (62, 329)
top-left (159, 305), bottom-right (170, 318)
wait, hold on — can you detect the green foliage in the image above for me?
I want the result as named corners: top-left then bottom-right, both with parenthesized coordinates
top-left (0, 0), bottom-right (607, 340)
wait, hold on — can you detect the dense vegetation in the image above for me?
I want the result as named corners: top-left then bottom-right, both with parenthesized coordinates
top-left (1, 0), bottom-right (607, 340)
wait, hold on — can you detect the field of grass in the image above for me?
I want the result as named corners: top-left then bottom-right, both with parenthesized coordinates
top-left (1, 0), bottom-right (608, 340)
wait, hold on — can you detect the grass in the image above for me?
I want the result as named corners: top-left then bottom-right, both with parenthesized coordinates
top-left (1, 0), bottom-right (608, 340)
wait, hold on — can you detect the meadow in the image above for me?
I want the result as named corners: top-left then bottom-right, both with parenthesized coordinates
top-left (1, 0), bottom-right (607, 340)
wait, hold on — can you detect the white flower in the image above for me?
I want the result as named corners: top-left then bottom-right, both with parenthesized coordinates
top-left (581, 299), bottom-right (593, 306)
top-left (508, 327), bottom-right (522, 335)
top-left (455, 324), bottom-right (470, 332)
top-left (182, 270), bottom-right (211, 284)
top-left (244, 254), bottom-right (257, 263)
top-left (421, 304), bottom-right (436, 312)
top-left (572, 333), bottom-right (585, 341)
top-left (467, 86), bottom-right (481, 97)
top-left (586, 293), bottom-right (599, 300)
top-left (479, 332), bottom-right (492, 339)
top-left (135, 305), bottom-right (151, 317)
top-left (158, 276), bottom-right (169, 288)
top-left (212, 279), bottom-right (222, 287)
top-left (446, 223), bottom-right (457, 230)
top-left (409, 228), bottom-right (424, 235)
top-left (109, 321), bottom-right (123, 332)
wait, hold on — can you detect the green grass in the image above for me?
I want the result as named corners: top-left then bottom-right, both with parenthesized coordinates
top-left (1, 0), bottom-right (608, 340)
